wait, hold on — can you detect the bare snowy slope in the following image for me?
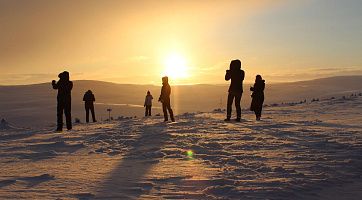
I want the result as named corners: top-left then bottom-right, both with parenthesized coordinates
top-left (0, 95), bottom-right (361, 199)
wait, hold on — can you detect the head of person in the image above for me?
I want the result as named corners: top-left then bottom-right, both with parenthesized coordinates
top-left (87, 90), bottom-right (92, 94)
top-left (147, 90), bottom-right (150, 95)
top-left (162, 76), bottom-right (169, 85)
top-left (230, 59), bottom-right (241, 71)
top-left (256, 74), bottom-right (262, 81)
top-left (61, 71), bottom-right (70, 81)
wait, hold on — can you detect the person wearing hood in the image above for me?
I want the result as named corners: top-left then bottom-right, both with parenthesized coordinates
top-left (83, 90), bottom-right (97, 123)
top-left (144, 90), bottom-right (153, 116)
top-left (52, 71), bottom-right (73, 131)
top-left (225, 59), bottom-right (245, 122)
top-left (250, 75), bottom-right (265, 121)
top-left (158, 76), bottom-right (175, 122)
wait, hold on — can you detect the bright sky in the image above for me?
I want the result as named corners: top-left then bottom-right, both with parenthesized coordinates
top-left (0, 0), bottom-right (361, 85)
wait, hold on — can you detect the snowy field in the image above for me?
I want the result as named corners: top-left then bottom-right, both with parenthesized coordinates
top-left (0, 96), bottom-right (362, 199)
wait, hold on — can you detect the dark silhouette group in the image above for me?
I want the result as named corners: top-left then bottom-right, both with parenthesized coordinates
top-left (52, 59), bottom-right (265, 131)
top-left (224, 59), bottom-right (266, 121)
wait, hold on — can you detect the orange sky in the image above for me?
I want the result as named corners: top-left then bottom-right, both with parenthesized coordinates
top-left (0, 0), bottom-right (361, 85)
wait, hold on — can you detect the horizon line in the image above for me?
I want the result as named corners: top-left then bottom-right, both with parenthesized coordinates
top-left (0, 75), bottom-right (361, 87)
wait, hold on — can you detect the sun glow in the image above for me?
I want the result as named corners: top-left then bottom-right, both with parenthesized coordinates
top-left (163, 53), bottom-right (189, 79)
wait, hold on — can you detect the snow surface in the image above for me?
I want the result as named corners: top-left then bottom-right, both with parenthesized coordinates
top-left (0, 96), bottom-right (362, 199)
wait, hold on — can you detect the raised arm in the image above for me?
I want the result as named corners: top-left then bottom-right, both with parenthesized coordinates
top-left (52, 80), bottom-right (58, 89)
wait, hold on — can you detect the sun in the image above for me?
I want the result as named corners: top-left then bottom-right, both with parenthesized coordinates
top-left (163, 53), bottom-right (189, 79)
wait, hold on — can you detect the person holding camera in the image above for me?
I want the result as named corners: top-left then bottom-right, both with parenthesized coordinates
top-left (52, 71), bottom-right (73, 131)
top-left (225, 59), bottom-right (245, 122)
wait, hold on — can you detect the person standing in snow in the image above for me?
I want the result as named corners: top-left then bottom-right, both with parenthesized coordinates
top-left (250, 75), bottom-right (265, 121)
top-left (158, 76), bottom-right (175, 122)
top-left (52, 71), bottom-right (73, 131)
top-left (144, 90), bottom-right (153, 116)
top-left (83, 90), bottom-right (97, 123)
top-left (225, 59), bottom-right (245, 122)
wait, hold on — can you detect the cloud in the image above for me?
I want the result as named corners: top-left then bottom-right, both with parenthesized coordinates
top-left (262, 66), bottom-right (362, 82)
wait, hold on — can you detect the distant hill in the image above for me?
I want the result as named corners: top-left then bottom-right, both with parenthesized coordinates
top-left (0, 76), bottom-right (361, 128)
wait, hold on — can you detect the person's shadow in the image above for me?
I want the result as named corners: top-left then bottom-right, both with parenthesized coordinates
top-left (95, 122), bottom-right (169, 199)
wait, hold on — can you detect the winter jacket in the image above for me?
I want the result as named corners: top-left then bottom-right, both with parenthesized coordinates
top-left (52, 72), bottom-right (73, 98)
top-left (159, 83), bottom-right (171, 103)
top-left (83, 91), bottom-right (95, 102)
top-left (250, 79), bottom-right (265, 99)
top-left (225, 69), bottom-right (245, 94)
top-left (144, 94), bottom-right (153, 106)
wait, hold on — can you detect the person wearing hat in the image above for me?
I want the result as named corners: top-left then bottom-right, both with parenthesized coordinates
top-left (144, 90), bottom-right (153, 116)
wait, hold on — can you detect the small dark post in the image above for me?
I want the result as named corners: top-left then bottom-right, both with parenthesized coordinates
top-left (107, 108), bottom-right (112, 121)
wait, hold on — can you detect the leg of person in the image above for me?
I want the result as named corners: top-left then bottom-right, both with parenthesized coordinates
top-left (57, 99), bottom-right (64, 131)
top-left (256, 107), bottom-right (261, 121)
top-left (162, 103), bottom-right (168, 121)
top-left (146, 106), bottom-right (151, 116)
top-left (65, 99), bottom-right (72, 130)
top-left (226, 92), bottom-right (234, 121)
top-left (85, 105), bottom-right (90, 123)
top-left (91, 104), bottom-right (96, 122)
top-left (257, 98), bottom-right (264, 120)
top-left (145, 107), bottom-right (148, 116)
top-left (167, 103), bottom-right (175, 122)
top-left (235, 93), bottom-right (242, 121)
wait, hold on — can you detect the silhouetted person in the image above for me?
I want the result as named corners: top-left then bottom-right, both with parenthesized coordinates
top-left (250, 75), bottom-right (265, 121)
top-left (52, 71), bottom-right (73, 131)
top-left (225, 59), bottom-right (245, 122)
top-left (158, 76), bottom-right (175, 122)
top-left (144, 90), bottom-right (153, 116)
top-left (83, 90), bottom-right (97, 123)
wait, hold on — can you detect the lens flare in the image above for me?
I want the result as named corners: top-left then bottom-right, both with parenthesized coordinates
top-left (186, 150), bottom-right (194, 159)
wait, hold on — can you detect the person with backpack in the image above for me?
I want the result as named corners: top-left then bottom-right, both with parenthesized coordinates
top-left (83, 90), bottom-right (97, 123)
top-left (158, 76), bottom-right (175, 122)
top-left (144, 90), bottom-right (153, 116)
top-left (250, 75), bottom-right (265, 121)
top-left (52, 71), bottom-right (73, 131)
top-left (225, 59), bottom-right (245, 122)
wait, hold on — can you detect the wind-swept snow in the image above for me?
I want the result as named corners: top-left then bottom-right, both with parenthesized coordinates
top-left (0, 96), bottom-right (361, 199)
